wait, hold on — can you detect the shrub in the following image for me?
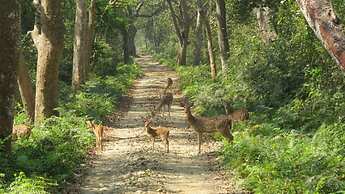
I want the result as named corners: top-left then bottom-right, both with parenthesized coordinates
top-left (221, 124), bottom-right (345, 193)
top-left (5, 172), bottom-right (51, 194)
top-left (64, 63), bottom-right (143, 121)
top-left (1, 63), bottom-right (142, 193)
top-left (12, 113), bottom-right (94, 184)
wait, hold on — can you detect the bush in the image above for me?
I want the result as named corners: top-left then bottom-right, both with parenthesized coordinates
top-left (5, 172), bottom-right (51, 194)
top-left (221, 125), bottom-right (345, 193)
top-left (141, 0), bottom-right (345, 192)
top-left (13, 113), bottom-right (94, 179)
top-left (1, 63), bottom-right (142, 193)
top-left (0, 113), bottom-right (94, 193)
top-left (64, 63), bottom-right (143, 121)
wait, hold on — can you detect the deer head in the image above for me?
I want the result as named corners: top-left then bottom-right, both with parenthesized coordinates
top-left (180, 96), bottom-right (194, 109)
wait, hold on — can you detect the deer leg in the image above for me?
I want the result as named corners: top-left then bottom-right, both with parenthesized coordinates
top-left (152, 138), bottom-right (155, 151)
top-left (229, 122), bottom-right (234, 142)
top-left (166, 139), bottom-right (169, 153)
top-left (168, 104), bottom-right (171, 120)
top-left (228, 133), bottom-right (234, 142)
top-left (224, 126), bottom-right (234, 143)
top-left (99, 136), bottom-right (103, 151)
top-left (95, 137), bottom-right (99, 151)
top-left (162, 105), bottom-right (165, 117)
top-left (101, 136), bottom-right (104, 151)
top-left (198, 132), bottom-right (202, 155)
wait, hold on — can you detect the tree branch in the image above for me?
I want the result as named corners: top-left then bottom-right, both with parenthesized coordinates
top-left (167, 0), bottom-right (183, 43)
top-left (135, 0), bottom-right (145, 13)
top-left (135, 2), bottom-right (166, 18)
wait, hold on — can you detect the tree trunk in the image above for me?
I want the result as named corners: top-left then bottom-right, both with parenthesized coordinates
top-left (296, 0), bottom-right (345, 69)
top-left (177, 41), bottom-right (188, 66)
top-left (128, 24), bottom-right (137, 56)
top-left (122, 29), bottom-right (131, 64)
top-left (215, 0), bottom-right (229, 73)
top-left (255, 6), bottom-right (276, 44)
top-left (201, 12), bottom-right (217, 80)
top-left (84, 0), bottom-right (96, 79)
top-left (167, 0), bottom-right (191, 65)
top-left (0, 0), bottom-right (20, 153)
top-left (17, 53), bottom-right (35, 122)
top-left (193, 2), bottom-right (204, 66)
top-left (72, 0), bottom-right (88, 91)
top-left (31, 0), bottom-right (64, 124)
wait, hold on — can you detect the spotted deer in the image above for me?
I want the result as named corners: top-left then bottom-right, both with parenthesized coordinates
top-left (154, 78), bottom-right (173, 118)
top-left (180, 97), bottom-right (233, 154)
top-left (144, 119), bottom-right (170, 153)
top-left (12, 124), bottom-right (32, 140)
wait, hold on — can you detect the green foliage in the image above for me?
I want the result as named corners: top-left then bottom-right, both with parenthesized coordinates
top-left (221, 123), bottom-right (345, 193)
top-left (64, 64), bottom-right (142, 121)
top-left (0, 113), bottom-right (93, 192)
top-left (92, 39), bottom-right (122, 76)
top-left (66, 89), bottom-right (115, 121)
top-left (13, 109), bottom-right (31, 126)
top-left (1, 63), bottom-right (142, 192)
top-left (9, 0), bottom-right (143, 192)
top-left (152, 0), bottom-right (345, 192)
top-left (13, 114), bottom-right (94, 180)
top-left (5, 172), bottom-right (51, 194)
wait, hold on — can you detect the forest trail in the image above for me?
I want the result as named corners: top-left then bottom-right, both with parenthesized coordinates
top-left (77, 55), bottom-right (243, 194)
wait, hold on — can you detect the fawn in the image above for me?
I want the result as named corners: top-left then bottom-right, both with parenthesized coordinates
top-left (180, 97), bottom-right (233, 154)
top-left (144, 119), bottom-right (170, 153)
top-left (86, 121), bottom-right (105, 152)
top-left (154, 78), bottom-right (174, 118)
top-left (12, 124), bottom-right (31, 140)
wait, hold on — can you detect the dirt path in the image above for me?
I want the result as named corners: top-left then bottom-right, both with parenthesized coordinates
top-left (77, 55), bottom-right (244, 194)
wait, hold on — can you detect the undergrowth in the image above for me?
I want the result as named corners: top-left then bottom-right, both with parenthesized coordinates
top-left (0, 63), bottom-right (142, 193)
top-left (154, 56), bottom-right (345, 193)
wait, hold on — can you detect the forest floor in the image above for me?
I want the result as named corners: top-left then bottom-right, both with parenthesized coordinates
top-left (69, 55), bottom-right (246, 194)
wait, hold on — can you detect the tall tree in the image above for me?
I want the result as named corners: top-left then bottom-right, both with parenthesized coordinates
top-left (255, 6), bottom-right (276, 44)
top-left (0, 0), bottom-right (20, 153)
top-left (72, 0), bottom-right (96, 90)
top-left (215, 0), bottom-right (229, 73)
top-left (72, 0), bottom-right (88, 90)
top-left (121, 27), bottom-right (131, 64)
top-left (296, 0), bottom-right (345, 69)
top-left (167, 0), bottom-right (191, 65)
top-left (193, 0), bottom-right (204, 66)
top-left (126, 4), bottom-right (139, 57)
top-left (30, 0), bottom-right (65, 124)
top-left (200, 2), bottom-right (217, 80)
top-left (85, 0), bottom-right (96, 78)
top-left (120, 4), bottom-right (140, 64)
top-left (17, 53), bottom-right (35, 122)
top-left (128, 24), bottom-right (137, 56)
